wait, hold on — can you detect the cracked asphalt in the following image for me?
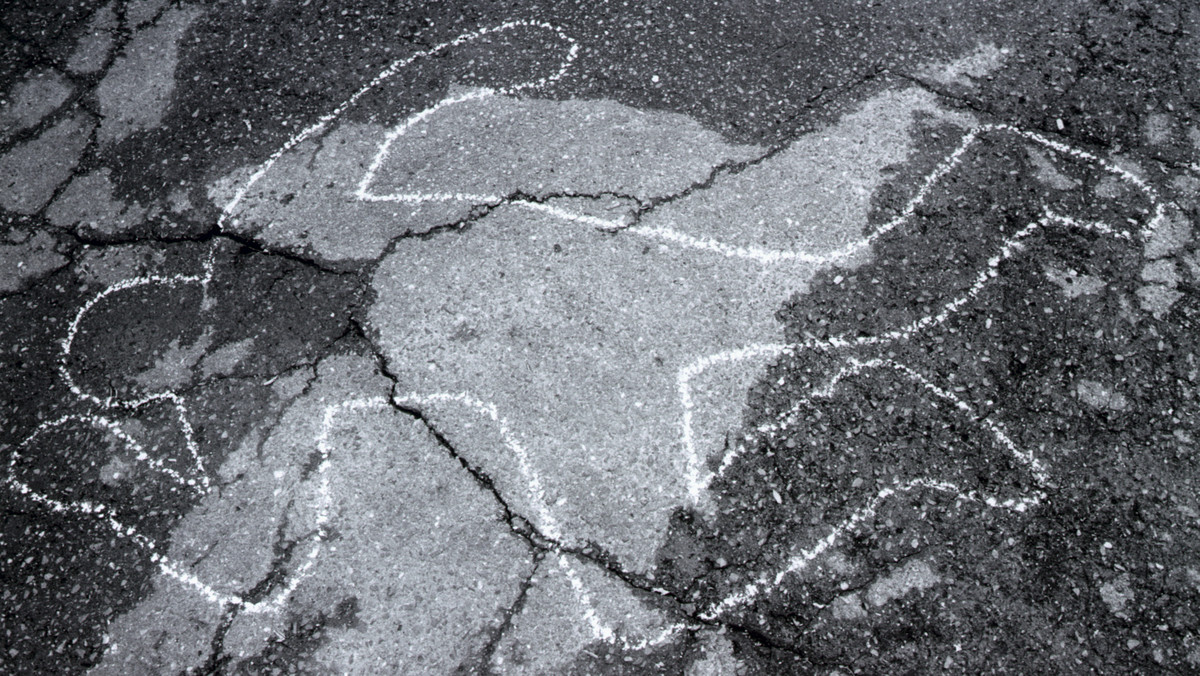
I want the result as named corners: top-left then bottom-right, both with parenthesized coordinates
top-left (2, 0), bottom-right (1199, 674)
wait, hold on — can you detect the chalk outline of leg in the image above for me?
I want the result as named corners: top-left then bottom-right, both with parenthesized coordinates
top-left (0, 247), bottom-right (405, 615)
top-left (691, 129), bottom-right (1167, 622)
top-left (680, 123), bottom-right (1164, 504)
top-left (700, 356), bottom-right (1048, 620)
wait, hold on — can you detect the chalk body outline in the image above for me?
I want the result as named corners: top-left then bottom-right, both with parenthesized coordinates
top-left (2, 17), bottom-right (1175, 659)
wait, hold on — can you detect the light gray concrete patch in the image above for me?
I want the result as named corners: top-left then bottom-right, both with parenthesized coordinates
top-left (372, 201), bottom-right (799, 571)
top-left (1144, 112), bottom-right (1174, 146)
top-left (1095, 174), bottom-right (1134, 200)
top-left (67, 2), bottom-right (117, 75)
top-left (1099, 573), bottom-right (1134, 619)
top-left (686, 630), bottom-right (746, 676)
top-left (199, 337), bottom-right (255, 378)
top-left (827, 558), bottom-right (941, 623)
top-left (1142, 259), bottom-right (1180, 287)
top-left (0, 68), bottom-right (73, 141)
top-left (1171, 175), bottom-right (1200, 212)
top-left (916, 42), bottom-right (1009, 88)
top-left (0, 113), bottom-right (94, 214)
top-left (208, 124), bottom-right (423, 261)
top-left (830, 593), bottom-right (869, 620)
top-left (863, 558), bottom-right (941, 607)
top-left (211, 90), bottom-right (762, 261)
top-left (1143, 208), bottom-right (1193, 259)
top-left (1185, 251), bottom-right (1200, 282)
top-left (1075, 379), bottom-right (1130, 412)
top-left (1136, 283), bottom-right (1183, 318)
top-left (89, 591), bottom-right (223, 675)
top-left (47, 168), bottom-right (148, 235)
top-left (0, 230), bottom-right (67, 292)
top-left (96, 5), bottom-right (202, 145)
top-left (240, 357), bottom-right (532, 673)
top-left (369, 88), bottom-right (973, 572)
top-left (1044, 264), bottom-right (1105, 298)
top-left (131, 328), bottom-right (213, 391)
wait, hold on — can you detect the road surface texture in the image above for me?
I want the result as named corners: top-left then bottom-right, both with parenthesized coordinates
top-left (2, 0), bottom-right (1199, 673)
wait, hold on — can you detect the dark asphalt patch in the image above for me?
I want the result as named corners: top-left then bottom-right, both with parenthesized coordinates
top-left (653, 114), bottom-right (1200, 673)
top-left (0, 0), bottom-right (106, 86)
top-left (946, 0), bottom-right (1200, 167)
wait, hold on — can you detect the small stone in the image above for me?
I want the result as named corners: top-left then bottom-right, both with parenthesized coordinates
top-left (1136, 284), bottom-right (1183, 319)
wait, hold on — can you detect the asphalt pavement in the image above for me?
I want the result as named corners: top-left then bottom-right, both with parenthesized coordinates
top-left (2, 0), bottom-right (1199, 673)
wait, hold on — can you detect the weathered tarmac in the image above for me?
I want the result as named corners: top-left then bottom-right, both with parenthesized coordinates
top-left (2, 1), bottom-right (1199, 674)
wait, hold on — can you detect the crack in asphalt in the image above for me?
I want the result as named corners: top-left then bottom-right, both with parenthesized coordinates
top-left (193, 511), bottom-right (307, 675)
top-left (57, 224), bottom-right (362, 277)
top-left (193, 605), bottom-right (237, 676)
top-left (454, 552), bottom-right (544, 676)
top-left (612, 64), bottom-right (889, 233)
top-left (343, 316), bottom-right (739, 649)
top-left (369, 188), bottom-right (646, 265)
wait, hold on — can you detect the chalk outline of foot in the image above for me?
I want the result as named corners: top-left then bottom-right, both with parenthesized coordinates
top-left (694, 133), bottom-right (1167, 620)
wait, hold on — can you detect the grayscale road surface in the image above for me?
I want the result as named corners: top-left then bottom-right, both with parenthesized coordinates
top-left (2, 0), bottom-right (1199, 673)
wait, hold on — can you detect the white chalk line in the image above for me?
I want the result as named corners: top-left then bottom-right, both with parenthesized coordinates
top-left (395, 391), bottom-right (691, 650)
top-left (688, 137), bottom-right (1165, 622)
top-left (221, 19), bottom-right (579, 230)
top-left (680, 122), bottom-right (1161, 503)
top-left (244, 16), bottom-right (1168, 643)
top-left (15, 14), bottom-right (1174, 655)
